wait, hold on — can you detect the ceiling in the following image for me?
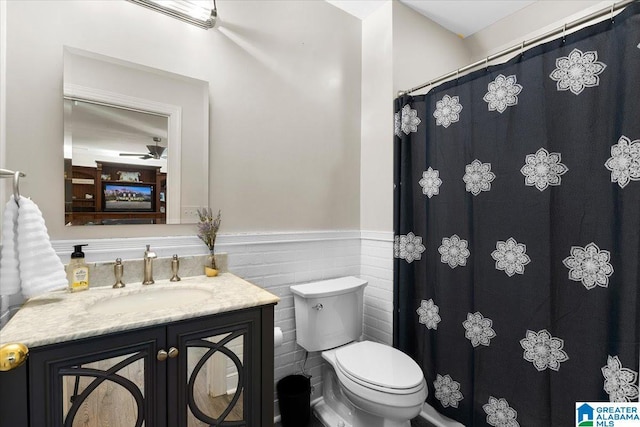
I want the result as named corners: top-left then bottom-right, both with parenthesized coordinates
top-left (326, 0), bottom-right (536, 38)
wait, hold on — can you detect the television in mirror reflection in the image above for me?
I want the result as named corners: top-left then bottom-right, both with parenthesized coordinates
top-left (103, 182), bottom-right (155, 212)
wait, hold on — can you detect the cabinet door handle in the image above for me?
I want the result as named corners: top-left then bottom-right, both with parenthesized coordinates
top-left (168, 347), bottom-right (179, 358)
top-left (157, 349), bottom-right (168, 361)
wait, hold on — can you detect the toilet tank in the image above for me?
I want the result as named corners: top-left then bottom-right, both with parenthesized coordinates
top-left (290, 276), bottom-right (367, 352)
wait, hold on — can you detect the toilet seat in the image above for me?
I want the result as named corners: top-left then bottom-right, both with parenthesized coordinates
top-left (335, 341), bottom-right (425, 395)
top-left (337, 364), bottom-right (426, 395)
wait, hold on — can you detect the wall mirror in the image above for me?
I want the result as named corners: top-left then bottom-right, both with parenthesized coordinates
top-left (63, 47), bottom-right (209, 226)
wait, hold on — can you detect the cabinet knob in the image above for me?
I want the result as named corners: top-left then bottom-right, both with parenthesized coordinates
top-left (157, 349), bottom-right (168, 361)
top-left (168, 347), bottom-right (179, 358)
top-left (0, 343), bottom-right (29, 372)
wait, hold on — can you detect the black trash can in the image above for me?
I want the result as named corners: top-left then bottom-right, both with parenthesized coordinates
top-left (277, 374), bottom-right (311, 427)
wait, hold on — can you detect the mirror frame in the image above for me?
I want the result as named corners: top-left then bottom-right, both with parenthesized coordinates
top-left (63, 83), bottom-right (182, 224)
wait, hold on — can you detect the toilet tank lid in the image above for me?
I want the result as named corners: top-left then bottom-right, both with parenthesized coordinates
top-left (290, 276), bottom-right (367, 298)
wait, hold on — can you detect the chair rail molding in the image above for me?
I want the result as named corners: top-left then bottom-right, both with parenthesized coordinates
top-left (52, 230), bottom-right (363, 262)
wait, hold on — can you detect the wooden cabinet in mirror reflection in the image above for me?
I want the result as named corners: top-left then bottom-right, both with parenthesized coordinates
top-left (64, 161), bottom-right (166, 226)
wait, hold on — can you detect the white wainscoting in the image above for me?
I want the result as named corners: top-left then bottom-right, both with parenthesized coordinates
top-left (53, 230), bottom-right (374, 417)
top-left (361, 231), bottom-right (394, 346)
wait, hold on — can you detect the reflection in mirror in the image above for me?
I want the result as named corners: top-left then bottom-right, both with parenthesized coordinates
top-left (63, 47), bottom-right (210, 226)
top-left (187, 333), bottom-right (244, 425)
top-left (64, 99), bottom-right (170, 226)
top-left (61, 352), bottom-right (145, 426)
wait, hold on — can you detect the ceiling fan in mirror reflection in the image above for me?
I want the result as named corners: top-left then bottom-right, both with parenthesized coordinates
top-left (119, 136), bottom-right (167, 160)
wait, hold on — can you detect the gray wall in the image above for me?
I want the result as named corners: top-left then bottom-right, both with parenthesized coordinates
top-left (359, 1), bottom-right (471, 233)
top-left (3, 0), bottom-right (362, 239)
top-left (358, 0), bottom-right (609, 233)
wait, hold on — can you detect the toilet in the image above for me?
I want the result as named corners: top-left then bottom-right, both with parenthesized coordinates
top-left (290, 277), bottom-right (427, 427)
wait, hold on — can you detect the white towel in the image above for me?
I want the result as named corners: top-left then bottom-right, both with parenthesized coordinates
top-left (0, 195), bottom-right (21, 297)
top-left (15, 196), bottom-right (67, 298)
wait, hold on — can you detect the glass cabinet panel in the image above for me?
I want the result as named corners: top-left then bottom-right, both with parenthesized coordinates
top-left (185, 331), bottom-right (246, 426)
top-left (28, 328), bottom-right (165, 427)
top-left (168, 309), bottom-right (261, 427)
top-left (60, 352), bottom-right (146, 427)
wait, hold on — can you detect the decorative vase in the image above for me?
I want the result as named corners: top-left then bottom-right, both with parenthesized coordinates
top-left (207, 253), bottom-right (217, 269)
top-left (205, 253), bottom-right (218, 276)
top-left (205, 266), bottom-right (218, 277)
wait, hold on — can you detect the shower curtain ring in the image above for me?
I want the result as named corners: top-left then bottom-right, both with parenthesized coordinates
top-left (485, 57), bottom-right (489, 70)
top-left (562, 24), bottom-right (566, 44)
top-left (520, 41), bottom-right (525, 57)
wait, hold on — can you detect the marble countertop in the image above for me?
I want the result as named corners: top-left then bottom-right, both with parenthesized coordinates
top-left (0, 273), bottom-right (279, 348)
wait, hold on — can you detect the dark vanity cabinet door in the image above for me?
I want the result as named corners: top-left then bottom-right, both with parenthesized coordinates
top-left (28, 326), bottom-right (167, 427)
top-left (167, 308), bottom-right (269, 427)
top-left (1, 304), bottom-right (275, 427)
top-left (0, 363), bottom-right (29, 426)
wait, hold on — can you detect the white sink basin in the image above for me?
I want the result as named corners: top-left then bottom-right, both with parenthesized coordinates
top-left (87, 288), bottom-right (213, 315)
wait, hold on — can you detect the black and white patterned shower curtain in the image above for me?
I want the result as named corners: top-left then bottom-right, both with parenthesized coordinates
top-left (393, 4), bottom-right (640, 426)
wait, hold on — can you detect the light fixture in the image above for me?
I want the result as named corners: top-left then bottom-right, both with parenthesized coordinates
top-left (127, 0), bottom-right (218, 29)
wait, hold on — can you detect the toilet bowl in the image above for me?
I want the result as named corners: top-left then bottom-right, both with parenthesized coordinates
top-left (326, 341), bottom-right (427, 427)
top-left (290, 277), bottom-right (427, 427)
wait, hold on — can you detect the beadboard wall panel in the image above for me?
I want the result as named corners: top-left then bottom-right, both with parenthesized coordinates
top-left (361, 231), bottom-right (394, 346)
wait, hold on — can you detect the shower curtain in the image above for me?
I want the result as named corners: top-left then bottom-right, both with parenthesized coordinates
top-left (393, 4), bottom-right (640, 426)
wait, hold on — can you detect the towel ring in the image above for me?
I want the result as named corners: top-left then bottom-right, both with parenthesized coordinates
top-left (0, 169), bottom-right (25, 206)
top-left (13, 171), bottom-right (22, 205)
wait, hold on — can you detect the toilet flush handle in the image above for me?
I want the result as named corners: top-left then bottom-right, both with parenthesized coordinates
top-left (313, 303), bottom-right (323, 311)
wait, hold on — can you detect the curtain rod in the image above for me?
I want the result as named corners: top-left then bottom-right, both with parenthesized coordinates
top-left (399, 0), bottom-right (637, 96)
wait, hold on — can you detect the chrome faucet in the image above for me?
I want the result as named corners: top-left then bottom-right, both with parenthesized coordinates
top-left (142, 245), bottom-right (157, 285)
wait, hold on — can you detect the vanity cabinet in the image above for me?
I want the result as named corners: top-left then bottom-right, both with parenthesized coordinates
top-left (9, 305), bottom-right (274, 427)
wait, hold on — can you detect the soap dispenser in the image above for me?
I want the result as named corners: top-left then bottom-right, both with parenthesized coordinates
top-left (67, 244), bottom-right (90, 292)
